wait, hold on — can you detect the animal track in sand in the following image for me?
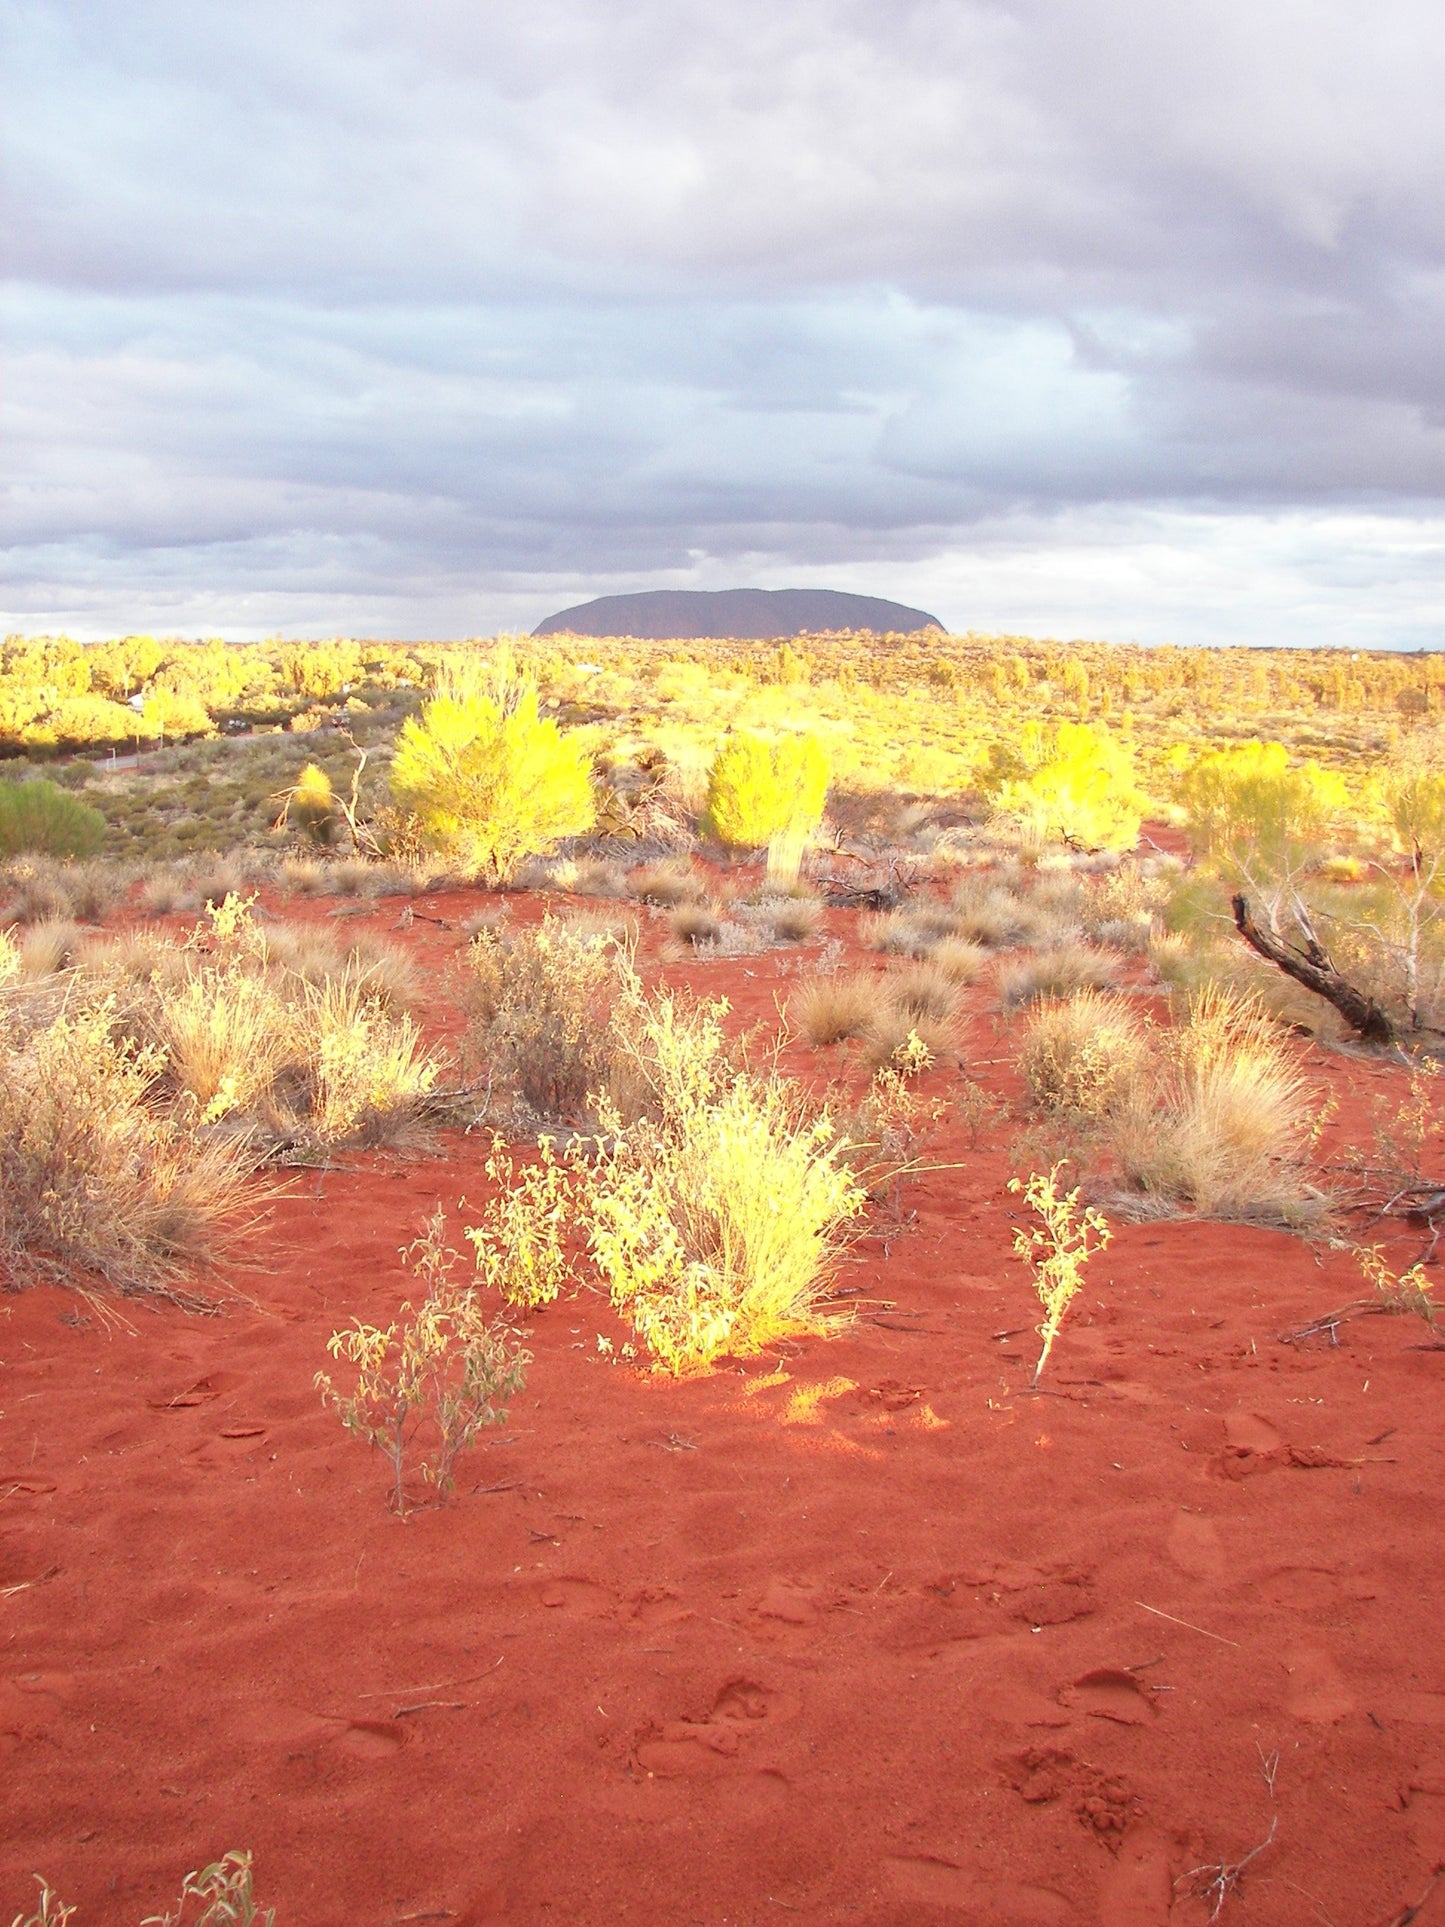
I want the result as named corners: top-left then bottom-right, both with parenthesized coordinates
top-left (1165, 1511), bottom-right (1226, 1582)
top-left (1283, 1644), bottom-right (1354, 1723)
top-left (883, 1857), bottom-right (1078, 1921)
top-left (1220, 1410), bottom-right (1287, 1477)
top-left (633, 1676), bottom-right (795, 1779)
top-left (536, 1575), bottom-right (613, 1616)
top-left (1062, 1667), bottom-right (1157, 1726)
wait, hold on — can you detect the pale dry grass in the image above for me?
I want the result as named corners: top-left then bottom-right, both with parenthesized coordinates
top-left (1110, 986), bottom-right (1322, 1224)
top-left (789, 971), bottom-right (889, 1046)
top-left (998, 942), bottom-right (1118, 1009)
top-left (1019, 991), bottom-right (1150, 1121)
top-left (0, 998), bottom-right (252, 1294)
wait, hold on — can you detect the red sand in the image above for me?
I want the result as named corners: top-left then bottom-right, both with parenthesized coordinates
top-left (4, 889), bottom-right (1444, 1926)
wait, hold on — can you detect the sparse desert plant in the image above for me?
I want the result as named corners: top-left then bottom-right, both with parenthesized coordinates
top-left (16, 919), bottom-right (83, 976)
top-left (1176, 739), bottom-right (1346, 891)
top-left (629, 860), bottom-right (705, 906)
top-left (1111, 985), bottom-right (1320, 1223)
top-left (669, 902), bottom-right (724, 947)
top-left (790, 970), bottom-right (888, 1047)
top-left (0, 778), bottom-right (106, 859)
top-left (998, 941), bottom-right (1117, 1009)
top-left (858, 908), bottom-right (936, 956)
top-left (151, 961), bottom-right (299, 1123)
top-left (1354, 1242), bottom-right (1438, 1330)
top-left (11, 1853), bottom-right (273, 1927)
top-left (465, 1138), bottom-right (573, 1309)
top-left (465, 915), bottom-right (629, 1121)
top-left (303, 975), bottom-right (440, 1145)
top-left (388, 660), bottom-right (596, 882)
top-left (764, 895), bottom-right (823, 943)
top-left (0, 998), bottom-right (251, 1294)
top-left (928, 937), bottom-right (987, 984)
top-left (948, 879), bottom-right (1060, 949)
top-left (317, 1208), bottom-right (529, 1513)
top-left (705, 729), bottom-right (830, 884)
top-left (1009, 1163), bottom-right (1112, 1387)
top-left (1019, 991), bottom-right (1150, 1122)
top-left (141, 1851), bottom-right (274, 1926)
top-left (859, 1003), bottom-right (954, 1073)
top-left (563, 987), bottom-right (866, 1372)
top-left (283, 762), bottom-right (338, 845)
top-left (887, 959), bottom-right (960, 1025)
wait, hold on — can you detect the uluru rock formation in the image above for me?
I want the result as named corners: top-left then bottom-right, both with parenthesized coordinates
top-left (532, 587), bottom-right (944, 640)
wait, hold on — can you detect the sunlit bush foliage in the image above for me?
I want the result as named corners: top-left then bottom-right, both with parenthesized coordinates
top-left (389, 664), bottom-right (595, 882)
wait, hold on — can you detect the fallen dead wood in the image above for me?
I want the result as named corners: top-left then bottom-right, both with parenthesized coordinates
top-left (1231, 893), bottom-right (1395, 1045)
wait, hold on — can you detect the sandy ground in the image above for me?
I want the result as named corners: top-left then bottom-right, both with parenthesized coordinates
top-left (4, 881), bottom-right (1444, 1926)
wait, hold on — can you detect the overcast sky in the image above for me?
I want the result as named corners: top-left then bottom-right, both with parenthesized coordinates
top-left (4, 0), bottom-right (1444, 646)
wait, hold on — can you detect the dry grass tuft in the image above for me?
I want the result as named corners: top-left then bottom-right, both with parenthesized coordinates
top-left (1019, 991), bottom-right (1150, 1121)
top-left (789, 970), bottom-right (889, 1046)
top-left (1110, 986), bottom-right (1322, 1224)
top-left (629, 860), bottom-right (706, 906)
top-left (998, 942), bottom-right (1118, 1009)
top-left (669, 902), bottom-right (724, 947)
top-left (0, 997), bottom-right (253, 1294)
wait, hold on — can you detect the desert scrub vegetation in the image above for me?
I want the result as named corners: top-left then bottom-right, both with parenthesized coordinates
top-left (459, 934), bottom-right (875, 1370)
top-left (464, 914), bottom-right (635, 1124)
top-left (1019, 991), bottom-right (1150, 1123)
top-left (0, 775), bottom-right (106, 858)
top-left (318, 1208), bottom-right (529, 1514)
top-left (12, 1850), bottom-right (273, 1926)
top-left (705, 728), bottom-right (830, 885)
top-left (983, 721), bottom-right (1144, 855)
top-left (577, 991), bottom-right (867, 1373)
top-left (388, 659), bottom-right (595, 881)
top-left (998, 941), bottom-right (1118, 1010)
top-left (787, 962), bottom-right (956, 1068)
top-left (1009, 1164), bottom-right (1112, 1388)
top-left (0, 963), bottom-right (252, 1296)
top-left (1016, 984), bottom-right (1324, 1227)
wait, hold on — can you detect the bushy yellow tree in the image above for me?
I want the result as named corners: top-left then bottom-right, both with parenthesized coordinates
top-left (988, 721), bottom-right (1143, 853)
top-left (1175, 740), bottom-right (1347, 884)
top-left (705, 729), bottom-right (829, 882)
top-left (389, 663), bottom-right (595, 881)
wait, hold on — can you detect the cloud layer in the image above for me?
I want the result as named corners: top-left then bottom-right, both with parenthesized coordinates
top-left (4, 0), bottom-right (1444, 643)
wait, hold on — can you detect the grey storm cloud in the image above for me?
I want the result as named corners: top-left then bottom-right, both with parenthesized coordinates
top-left (2, 0), bottom-right (1444, 642)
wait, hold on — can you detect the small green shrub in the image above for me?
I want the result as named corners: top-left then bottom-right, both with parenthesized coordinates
top-left (12, 1851), bottom-right (272, 1927)
top-left (0, 778), bottom-right (106, 859)
top-left (987, 722), bottom-right (1143, 854)
top-left (286, 762), bottom-right (337, 845)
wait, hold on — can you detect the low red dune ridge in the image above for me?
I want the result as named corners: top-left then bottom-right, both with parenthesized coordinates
top-left (3, 881), bottom-right (1444, 1927)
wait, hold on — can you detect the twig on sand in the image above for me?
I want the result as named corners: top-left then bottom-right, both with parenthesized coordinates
top-left (1135, 1601), bottom-right (1241, 1647)
top-left (1384, 1866), bottom-right (1445, 1926)
top-left (1176, 1817), bottom-right (1277, 1921)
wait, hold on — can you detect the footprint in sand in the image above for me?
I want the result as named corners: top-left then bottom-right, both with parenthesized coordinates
top-left (1063, 1668), bottom-right (1157, 1727)
top-left (536, 1576), bottom-right (613, 1616)
top-left (883, 1858), bottom-right (1078, 1922)
top-left (1165, 1512), bottom-right (1226, 1583)
top-left (634, 1677), bottom-right (794, 1779)
top-left (1283, 1645), bottom-right (1354, 1723)
top-left (753, 1579), bottom-right (819, 1627)
top-left (1096, 1828), bottom-right (1173, 1926)
top-left (1221, 1411), bottom-right (1287, 1478)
